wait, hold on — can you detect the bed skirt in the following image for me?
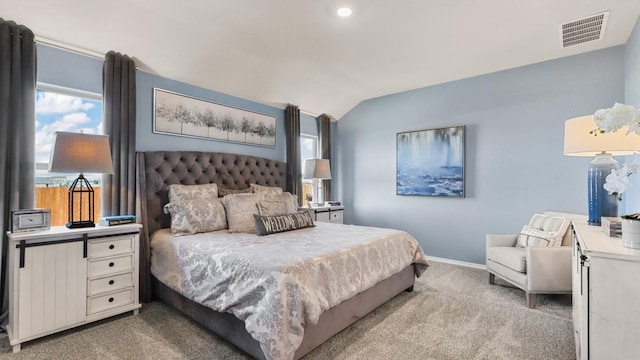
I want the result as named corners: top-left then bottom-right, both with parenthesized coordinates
top-left (151, 264), bottom-right (416, 359)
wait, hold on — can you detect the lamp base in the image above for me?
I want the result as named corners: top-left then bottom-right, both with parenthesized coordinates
top-left (66, 221), bottom-right (96, 229)
top-left (587, 154), bottom-right (619, 226)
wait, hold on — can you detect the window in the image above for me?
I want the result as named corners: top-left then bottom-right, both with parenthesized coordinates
top-left (35, 85), bottom-right (103, 226)
top-left (300, 134), bottom-right (318, 206)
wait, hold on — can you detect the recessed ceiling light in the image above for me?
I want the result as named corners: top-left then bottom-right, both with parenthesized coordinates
top-left (337, 7), bottom-right (352, 17)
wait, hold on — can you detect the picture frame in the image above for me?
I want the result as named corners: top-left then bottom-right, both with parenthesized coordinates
top-left (396, 125), bottom-right (465, 197)
top-left (11, 209), bottom-right (51, 233)
top-left (153, 88), bottom-right (277, 147)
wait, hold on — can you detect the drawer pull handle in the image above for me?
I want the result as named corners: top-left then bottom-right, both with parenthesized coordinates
top-left (108, 297), bottom-right (114, 303)
top-left (109, 244), bottom-right (115, 250)
top-left (109, 280), bottom-right (115, 285)
top-left (109, 262), bottom-right (115, 267)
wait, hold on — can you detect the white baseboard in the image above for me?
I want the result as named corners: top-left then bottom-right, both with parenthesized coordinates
top-left (426, 256), bottom-right (486, 270)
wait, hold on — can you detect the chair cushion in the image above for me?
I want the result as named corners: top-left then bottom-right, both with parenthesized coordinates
top-left (487, 246), bottom-right (526, 273)
top-left (516, 214), bottom-right (570, 248)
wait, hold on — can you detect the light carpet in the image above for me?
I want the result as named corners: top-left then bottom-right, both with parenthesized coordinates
top-left (0, 261), bottom-right (575, 359)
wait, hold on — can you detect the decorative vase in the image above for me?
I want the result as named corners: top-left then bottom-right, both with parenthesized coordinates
top-left (587, 154), bottom-right (618, 225)
top-left (622, 219), bottom-right (640, 249)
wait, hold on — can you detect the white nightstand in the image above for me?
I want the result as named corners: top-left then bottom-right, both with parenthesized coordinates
top-left (302, 205), bottom-right (344, 224)
top-left (7, 223), bottom-right (142, 353)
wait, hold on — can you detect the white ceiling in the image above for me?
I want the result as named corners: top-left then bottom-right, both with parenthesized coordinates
top-left (2, 1), bottom-right (640, 119)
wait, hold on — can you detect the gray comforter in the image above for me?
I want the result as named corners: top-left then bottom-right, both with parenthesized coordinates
top-left (150, 222), bottom-right (428, 360)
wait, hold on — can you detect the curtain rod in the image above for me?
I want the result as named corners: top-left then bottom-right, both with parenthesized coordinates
top-left (35, 35), bottom-right (105, 60)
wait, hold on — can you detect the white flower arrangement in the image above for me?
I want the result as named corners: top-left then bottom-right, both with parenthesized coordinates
top-left (594, 102), bottom-right (640, 135)
top-left (594, 103), bottom-right (640, 198)
top-left (604, 161), bottom-right (639, 200)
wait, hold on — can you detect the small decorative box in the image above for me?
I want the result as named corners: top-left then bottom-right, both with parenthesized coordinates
top-left (602, 217), bottom-right (622, 238)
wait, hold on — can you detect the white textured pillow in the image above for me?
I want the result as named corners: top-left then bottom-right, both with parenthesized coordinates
top-left (258, 200), bottom-right (290, 216)
top-left (250, 183), bottom-right (283, 195)
top-left (264, 192), bottom-right (298, 213)
top-left (222, 193), bottom-right (266, 233)
top-left (163, 198), bottom-right (227, 236)
top-left (516, 214), bottom-right (570, 247)
top-left (169, 183), bottom-right (218, 203)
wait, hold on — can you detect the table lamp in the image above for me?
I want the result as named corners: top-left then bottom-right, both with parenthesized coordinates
top-left (564, 115), bottom-right (640, 225)
top-left (49, 132), bottom-right (114, 228)
top-left (303, 159), bottom-right (331, 207)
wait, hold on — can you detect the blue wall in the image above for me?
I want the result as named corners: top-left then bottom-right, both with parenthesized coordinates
top-left (624, 16), bottom-right (640, 214)
top-left (335, 47), bottom-right (626, 265)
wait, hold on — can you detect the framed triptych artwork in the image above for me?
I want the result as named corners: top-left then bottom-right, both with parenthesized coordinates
top-left (153, 88), bottom-right (276, 147)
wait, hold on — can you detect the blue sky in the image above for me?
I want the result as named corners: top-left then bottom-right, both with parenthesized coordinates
top-left (35, 90), bottom-right (102, 165)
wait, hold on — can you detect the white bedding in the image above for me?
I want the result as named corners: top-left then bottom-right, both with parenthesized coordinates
top-left (150, 221), bottom-right (428, 360)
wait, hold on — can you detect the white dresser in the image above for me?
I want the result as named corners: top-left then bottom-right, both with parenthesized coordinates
top-left (303, 205), bottom-right (344, 224)
top-left (7, 224), bottom-right (142, 352)
top-left (572, 222), bottom-right (640, 360)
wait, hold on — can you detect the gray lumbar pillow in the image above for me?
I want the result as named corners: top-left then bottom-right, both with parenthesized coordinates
top-left (253, 211), bottom-right (315, 236)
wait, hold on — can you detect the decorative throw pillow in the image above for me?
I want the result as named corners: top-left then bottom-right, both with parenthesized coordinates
top-left (516, 225), bottom-right (557, 247)
top-left (163, 198), bottom-right (227, 236)
top-left (169, 183), bottom-right (218, 203)
top-left (264, 192), bottom-right (298, 213)
top-left (222, 193), bottom-right (266, 233)
top-left (218, 186), bottom-right (252, 197)
top-left (253, 211), bottom-right (315, 236)
top-left (258, 200), bottom-right (290, 216)
top-left (516, 214), bottom-right (570, 247)
top-left (250, 183), bottom-right (283, 195)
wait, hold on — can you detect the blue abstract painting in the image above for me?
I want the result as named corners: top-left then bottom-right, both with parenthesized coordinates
top-left (397, 126), bottom-right (464, 197)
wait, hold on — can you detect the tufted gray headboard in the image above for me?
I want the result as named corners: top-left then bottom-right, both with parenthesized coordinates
top-left (137, 151), bottom-right (286, 301)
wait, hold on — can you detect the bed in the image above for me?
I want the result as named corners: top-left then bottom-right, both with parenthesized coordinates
top-left (137, 151), bottom-right (428, 360)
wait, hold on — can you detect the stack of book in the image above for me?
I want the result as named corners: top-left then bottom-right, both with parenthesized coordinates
top-left (99, 215), bottom-right (136, 226)
top-left (601, 217), bottom-right (622, 238)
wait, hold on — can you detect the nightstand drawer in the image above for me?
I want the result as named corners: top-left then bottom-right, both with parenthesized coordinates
top-left (87, 236), bottom-right (133, 258)
top-left (88, 272), bottom-right (134, 296)
top-left (88, 254), bottom-right (133, 278)
top-left (87, 288), bottom-right (133, 315)
top-left (316, 211), bottom-right (331, 222)
top-left (330, 210), bottom-right (343, 223)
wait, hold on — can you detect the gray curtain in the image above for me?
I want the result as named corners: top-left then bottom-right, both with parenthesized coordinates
top-left (285, 105), bottom-right (302, 204)
top-left (317, 113), bottom-right (332, 202)
top-left (0, 18), bottom-right (36, 320)
top-left (136, 152), bottom-right (151, 302)
top-left (102, 51), bottom-right (136, 217)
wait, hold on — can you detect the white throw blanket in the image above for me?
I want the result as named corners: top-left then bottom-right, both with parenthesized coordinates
top-left (151, 222), bottom-right (429, 360)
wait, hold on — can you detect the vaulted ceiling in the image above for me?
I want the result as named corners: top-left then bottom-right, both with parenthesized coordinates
top-left (3, 1), bottom-right (640, 119)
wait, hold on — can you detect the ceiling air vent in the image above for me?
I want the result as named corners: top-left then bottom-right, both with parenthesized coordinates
top-left (561, 11), bottom-right (609, 48)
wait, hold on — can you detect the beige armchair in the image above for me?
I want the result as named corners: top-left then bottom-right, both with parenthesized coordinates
top-left (486, 211), bottom-right (586, 308)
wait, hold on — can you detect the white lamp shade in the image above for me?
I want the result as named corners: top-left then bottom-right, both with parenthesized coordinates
top-left (564, 115), bottom-right (640, 156)
top-left (49, 132), bottom-right (114, 174)
top-left (303, 159), bottom-right (331, 179)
